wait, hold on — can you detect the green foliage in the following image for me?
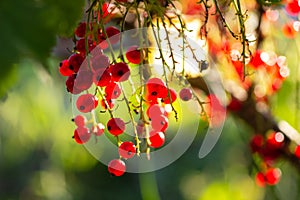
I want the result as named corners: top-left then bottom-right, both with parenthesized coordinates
top-left (0, 0), bottom-right (85, 97)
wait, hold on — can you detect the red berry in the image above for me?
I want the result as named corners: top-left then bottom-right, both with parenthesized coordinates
top-left (179, 88), bottom-right (193, 101)
top-left (266, 132), bottom-right (284, 149)
top-left (93, 68), bottom-right (112, 87)
top-left (91, 54), bottom-right (110, 72)
top-left (149, 131), bottom-right (165, 148)
top-left (162, 88), bottom-right (177, 104)
top-left (295, 145), bottom-right (300, 159)
top-left (105, 26), bottom-right (120, 45)
top-left (68, 53), bottom-right (85, 73)
top-left (286, 0), bottom-right (300, 16)
top-left (76, 94), bottom-right (98, 113)
top-left (151, 115), bottom-right (169, 132)
top-left (265, 168), bottom-right (281, 185)
top-left (146, 104), bottom-right (165, 119)
top-left (73, 115), bottom-right (87, 127)
top-left (108, 159), bottom-right (126, 176)
top-left (227, 97), bottom-right (242, 111)
top-left (107, 118), bottom-right (126, 136)
top-left (93, 123), bottom-right (105, 136)
top-left (73, 127), bottom-right (91, 144)
top-left (66, 74), bottom-right (82, 94)
top-left (255, 172), bottom-right (266, 187)
top-left (250, 134), bottom-right (264, 153)
top-left (75, 22), bottom-right (87, 38)
top-left (74, 70), bottom-right (93, 91)
top-left (119, 141), bottom-right (136, 159)
top-left (126, 45), bottom-right (143, 64)
top-left (145, 78), bottom-right (168, 103)
top-left (110, 62), bottom-right (130, 82)
top-left (59, 59), bottom-right (74, 76)
top-left (105, 83), bottom-right (121, 99)
top-left (76, 38), bottom-right (96, 54)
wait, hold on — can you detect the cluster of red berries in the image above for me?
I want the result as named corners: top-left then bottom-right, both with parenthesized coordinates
top-left (250, 131), bottom-right (286, 186)
top-left (58, 18), bottom-right (196, 176)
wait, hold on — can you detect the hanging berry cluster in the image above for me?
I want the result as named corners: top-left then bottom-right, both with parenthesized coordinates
top-left (58, 0), bottom-right (208, 177)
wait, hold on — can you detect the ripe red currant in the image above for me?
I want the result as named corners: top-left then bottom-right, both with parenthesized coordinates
top-left (265, 168), bottom-right (281, 185)
top-left (74, 70), bottom-right (93, 91)
top-left (73, 127), bottom-right (91, 144)
top-left (75, 38), bottom-right (96, 54)
top-left (295, 145), bottom-right (300, 159)
top-left (126, 45), bottom-right (143, 64)
top-left (76, 94), bottom-right (98, 113)
top-left (250, 134), bottom-right (264, 153)
top-left (119, 141), bottom-right (136, 159)
top-left (91, 54), bottom-right (110, 72)
top-left (286, 0), bottom-right (300, 16)
top-left (255, 172), bottom-right (266, 187)
top-left (93, 67), bottom-right (112, 87)
top-left (59, 59), bottom-right (74, 76)
top-left (107, 118), bottom-right (126, 136)
top-left (146, 104), bottom-right (165, 119)
top-left (145, 78), bottom-right (168, 103)
top-left (68, 53), bottom-right (85, 73)
top-left (75, 22), bottom-right (87, 38)
top-left (151, 115), bottom-right (169, 132)
top-left (108, 159), bottom-right (126, 176)
top-left (266, 132), bottom-right (284, 149)
top-left (105, 26), bottom-right (120, 45)
top-left (73, 115), bottom-right (87, 127)
top-left (93, 123), bottom-right (105, 136)
top-left (149, 131), bottom-right (165, 148)
top-left (105, 83), bottom-right (121, 99)
top-left (110, 62), bottom-right (130, 82)
top-left (66, 74), bottom-right (81, 94)
top-left (179, 88), bottom-right (192, 101)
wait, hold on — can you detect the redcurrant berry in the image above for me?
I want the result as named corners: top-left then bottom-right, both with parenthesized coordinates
top-left (93, 67), bottom-right (112, 87)
top-left (74, 70), bottom-right (93, 91)
top-left (66, 74), bottom-right (82, 94)
top-left (105, 83), bottom-right (121, 99)
top-left (255, 172), bottom-right (266, 187)
top-left (285, 0), bottom-right (300, 16)
top-left (76, 38), bottom-right (96, 54)
top-left (146, 104), bottom-right (165, 119)
top-left (59, 59), bottom-right (74, 76)
top-left (149, 131), bottom-right (165, 148)
top-left (68, 53), bottom-right (85, 73)
top-left (266, 132), bottom-right (284, 149)
top-left (107, 118), bottom-right (126, 136)
top-left (75, 22), bottom-right (87, 38)
top-left (105, 26), bottom-right (120, 45)
top-left (76, 94), bottom-right (98, 113)
top-left (250, 134), bottom-right (264, 153)
top-left (110, 62), bottom-right (130, 82)
top-left (179, 88), bottom-right (193, 101)
top-left (73, 127), bottom-right (91, 144)
top-left (126, 45), bottom-right (143, 64)
top-left (91, 54), bottom-right (110, 72)
top-left (265, 168), bottom-right (281, 185)
top-left (73, 115), bottom-right (87, 127)
top-left (151, 115), bottom-right (169, 132)
top-left (295, 145), bottom-right (300, 159)
top-left (119, 141), bottom-right (136, 159)
top-left (108, 159), bottom-right (126, 176)
top-left (145, 78), bottom-right (168, 103)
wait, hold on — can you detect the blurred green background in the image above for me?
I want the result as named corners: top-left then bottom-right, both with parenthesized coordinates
top-left (1, 0), bottom-right (300, 200)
